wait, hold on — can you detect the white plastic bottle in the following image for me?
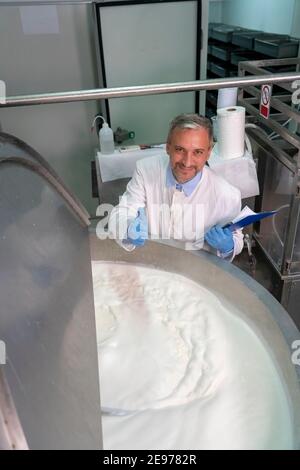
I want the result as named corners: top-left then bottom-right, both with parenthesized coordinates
top-left (91, 115), bottom-right (115, 155)
top-left (99, 122), bottom-right (115, 154)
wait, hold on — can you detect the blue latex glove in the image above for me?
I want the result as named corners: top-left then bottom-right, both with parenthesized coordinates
top-left (204, 225), bottom-right (234, 253)
top-left (126, 207), bottom-right (148, 247)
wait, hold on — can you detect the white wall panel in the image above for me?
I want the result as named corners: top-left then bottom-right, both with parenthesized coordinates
top-left (98, 1), bottom-right (199, 144)
top-left (0, 4), bottom-right (100, 214)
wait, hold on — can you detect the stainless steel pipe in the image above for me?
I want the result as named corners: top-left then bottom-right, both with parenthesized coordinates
top-left (1, 72), bottom-right (300, 108)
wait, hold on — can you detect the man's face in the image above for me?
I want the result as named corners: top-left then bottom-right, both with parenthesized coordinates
top-left (166, 127), bottom-right (212, 183)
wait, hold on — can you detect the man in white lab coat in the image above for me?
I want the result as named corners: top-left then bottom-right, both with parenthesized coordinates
top-left (109, 114), bottom-right (243, 261)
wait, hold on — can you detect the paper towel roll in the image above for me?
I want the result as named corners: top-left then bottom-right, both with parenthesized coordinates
top-left (217, 106), bottom-right (245, 160)
top-left (217, 87), bottom-right (238, 109)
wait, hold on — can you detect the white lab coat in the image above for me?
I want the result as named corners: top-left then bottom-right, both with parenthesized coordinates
top-left (109, 154), bottom-right (244, 261)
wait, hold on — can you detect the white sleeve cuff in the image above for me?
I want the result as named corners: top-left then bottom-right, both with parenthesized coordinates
top-left (116, 238), bottom-right (136, 252)
top-left (218, 249), bottom-right (234, 259)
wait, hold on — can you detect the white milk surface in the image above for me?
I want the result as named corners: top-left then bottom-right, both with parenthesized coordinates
top-left (91, 261), bottom-right (294, 450)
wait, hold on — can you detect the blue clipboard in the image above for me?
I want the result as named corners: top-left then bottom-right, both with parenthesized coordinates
top-left (224, 211), bottom-right (277, 231)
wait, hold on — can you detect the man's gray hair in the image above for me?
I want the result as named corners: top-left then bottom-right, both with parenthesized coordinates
top-left (167, 113), bottom-right (213, 143)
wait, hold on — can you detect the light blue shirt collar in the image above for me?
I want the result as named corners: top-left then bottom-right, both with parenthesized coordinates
top-left (166, 164), bottom-right (202, 197)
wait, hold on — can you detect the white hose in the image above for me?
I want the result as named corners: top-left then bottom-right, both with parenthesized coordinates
top-left (272, 204), bottom-right (290, 247)
top-left (91, 114), bottom-right (105, 132)
top-left (244, 132), bottom-right (252, 157)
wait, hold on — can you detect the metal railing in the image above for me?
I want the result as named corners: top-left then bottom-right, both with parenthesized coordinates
top-left (1, 72), bottom-right (300, 108)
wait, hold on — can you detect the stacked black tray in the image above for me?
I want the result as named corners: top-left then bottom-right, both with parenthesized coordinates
top-left (206, 24), bottom-right (299, 118)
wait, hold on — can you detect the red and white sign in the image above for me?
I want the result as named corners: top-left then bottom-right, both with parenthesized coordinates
top-left (260, 84), bottom-right (272, 119)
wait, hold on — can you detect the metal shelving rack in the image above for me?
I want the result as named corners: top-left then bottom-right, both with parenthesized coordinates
top-left (206, 24), bottom-right (300, 118)
top-left (238, 58), bottom-right (300, 326)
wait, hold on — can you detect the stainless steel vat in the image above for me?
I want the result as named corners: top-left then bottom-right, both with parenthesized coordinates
top-left (90, 235), bottom-right (300, 449)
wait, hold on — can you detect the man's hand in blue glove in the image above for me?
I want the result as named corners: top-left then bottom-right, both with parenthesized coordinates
top-left (204, 225), bottom-right (234, 254)
top-left (126, 207), bottom-right (148, 247)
